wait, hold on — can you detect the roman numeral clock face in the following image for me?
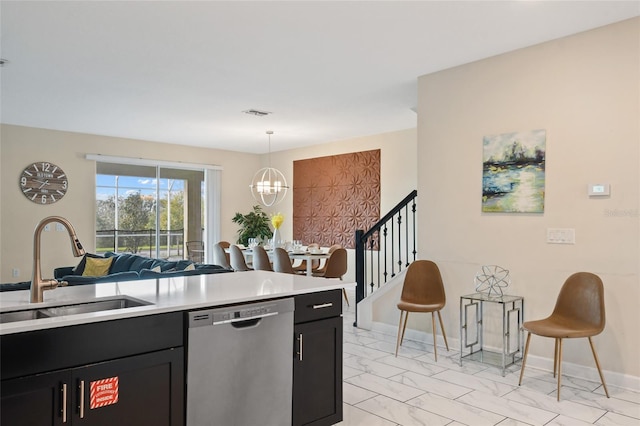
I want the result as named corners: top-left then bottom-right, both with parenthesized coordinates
top-left (20, 162), bottom-right (68, 204)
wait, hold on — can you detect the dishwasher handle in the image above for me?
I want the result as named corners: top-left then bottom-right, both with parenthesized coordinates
top-left (231, 317), bottom-right (262, 329)
top-left (216, 311), bottom-right (278, 325)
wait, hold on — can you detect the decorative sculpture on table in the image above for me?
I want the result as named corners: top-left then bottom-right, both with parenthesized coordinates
top-left (474, 265), bottom-right (511, 297)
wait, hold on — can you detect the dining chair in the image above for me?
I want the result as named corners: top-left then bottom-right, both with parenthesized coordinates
top-left (186, 241), bottom-right (204, 263)
top-left (293, 243), bottom-right (321, 274)
top-left (395, 260), bottom-right (449, 361)
top-left (312, 244), bottom-right (342, 274)
top-left (217, 241), bottom-right (231, 265)
top-left (273, 247), bottom-right (295, 274)
top-left (212, 242), bottom-right (231, 269)
top-left (229, 244), bottom-right (252, 271)
top-left (252, 245), bottom-right (273, 271)
top-left (312, 248), bottom-right (349, 306)
top-left (518, 272), bottom-right (609, 401)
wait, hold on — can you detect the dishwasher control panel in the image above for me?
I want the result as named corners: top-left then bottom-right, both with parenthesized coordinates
top-left (189, 302), bottom-right (282, 327)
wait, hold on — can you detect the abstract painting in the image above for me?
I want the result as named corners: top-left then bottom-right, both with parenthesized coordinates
top-left (482, 129), bottom-right (546, 213)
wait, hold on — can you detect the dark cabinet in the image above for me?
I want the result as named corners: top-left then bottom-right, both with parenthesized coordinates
top-left (1, 369), bottom-right (69, 426)
top-left (293, 290), bottom-right (343, 426)
top-left (1, 313), bottom-right (184, 426)
top-left (1, 349), bottom-right (183, 426)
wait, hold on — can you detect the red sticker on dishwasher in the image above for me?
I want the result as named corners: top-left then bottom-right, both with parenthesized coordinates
top-left (90, 376), bottom-right (119, 409)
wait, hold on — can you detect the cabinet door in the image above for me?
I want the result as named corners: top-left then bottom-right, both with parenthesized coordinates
top-left (1, 370), bottom-right (71, 426)
top-left (293, 316), bottom-right (342, 426)
top-left (72, 348), bottom-right (184, 426)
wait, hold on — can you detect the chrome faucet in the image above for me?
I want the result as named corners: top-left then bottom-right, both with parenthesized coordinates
top-left (31, 216), bottom-right (86, 303)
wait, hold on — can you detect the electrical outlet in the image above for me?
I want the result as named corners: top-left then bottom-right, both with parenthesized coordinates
top-left (44, 224), bottom-right (51, 231)
top-left (12, 268), bottom-right (19, 277)
top-left (56, 223), bottom-right (65, 232)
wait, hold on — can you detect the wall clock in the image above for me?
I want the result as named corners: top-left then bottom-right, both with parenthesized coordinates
top-left (19, 161), bottom-right (68, 204)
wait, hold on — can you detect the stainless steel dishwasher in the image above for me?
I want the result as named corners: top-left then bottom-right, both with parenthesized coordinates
top-left (186, 297), bottom-right (294, 426)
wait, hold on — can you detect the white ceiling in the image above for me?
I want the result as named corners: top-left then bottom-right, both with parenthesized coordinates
top-left (1, 1), bottom-right (638, 154)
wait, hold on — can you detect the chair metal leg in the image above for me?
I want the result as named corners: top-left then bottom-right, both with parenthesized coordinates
top-left (432, 312), bottom-right (438, 362)
top-left (395, 311), bottom-right (408, 357)
top-left (588, 337), bottom-right (610, 398)
top-left (437, 310), bottom-right (449, 351)
top-left (557, 338), bottom-right (563, 401)
top-left (518, 331), bottom-right (532, 386)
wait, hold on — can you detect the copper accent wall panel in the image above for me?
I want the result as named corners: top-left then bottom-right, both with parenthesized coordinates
top-left (293, 149), bottom-right (380, 249)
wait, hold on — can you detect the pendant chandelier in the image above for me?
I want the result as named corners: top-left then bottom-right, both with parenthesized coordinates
top-left (250, 130), bottom-right (289, 207)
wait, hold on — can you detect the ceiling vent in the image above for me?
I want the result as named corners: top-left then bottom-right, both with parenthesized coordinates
top-left (243, 109), bottom-right (272, 117)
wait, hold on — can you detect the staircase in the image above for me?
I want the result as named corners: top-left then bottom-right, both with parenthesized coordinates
top-left (354, 190), bottom-right (417, 326)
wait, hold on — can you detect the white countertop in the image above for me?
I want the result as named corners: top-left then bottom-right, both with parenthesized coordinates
top-left (0, 271), bottom-right (354, 335)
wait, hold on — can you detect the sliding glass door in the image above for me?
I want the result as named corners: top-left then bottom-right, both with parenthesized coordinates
top-left (95, 163), bottom-right (204, 260)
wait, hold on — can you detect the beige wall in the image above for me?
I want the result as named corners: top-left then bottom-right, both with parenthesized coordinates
top-left (266, 128), bottom-right (417, 239)
top-left (263, 128), bottom-right (418, 283)
top-left (0, 124), bottom-right (259, 283)
top-left (0, 125), bottom-right (416, 285)
top-left (408, 18), bottom-right (638, 377)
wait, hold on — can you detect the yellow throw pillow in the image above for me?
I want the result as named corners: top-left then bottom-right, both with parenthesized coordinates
top-left (82, 257), bottom-right (113, 277)
top-left (184, 263), bottom-right (195, 271)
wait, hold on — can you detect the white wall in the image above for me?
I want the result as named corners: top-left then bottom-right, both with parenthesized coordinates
top-left (403, 18), bottom-right (638, 378)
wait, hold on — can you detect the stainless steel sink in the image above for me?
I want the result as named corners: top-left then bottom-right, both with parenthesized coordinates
top-left (0, 296), bottom-right (152, 324)
top-left (0, 309), bottom-right (51, 322)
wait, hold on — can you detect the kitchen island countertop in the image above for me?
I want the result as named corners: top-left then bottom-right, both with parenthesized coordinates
top-left (0, 271), bottom-right (353, 335)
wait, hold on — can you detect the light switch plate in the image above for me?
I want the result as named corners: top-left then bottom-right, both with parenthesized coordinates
top-left (547, 228), bottom-right (575, 244)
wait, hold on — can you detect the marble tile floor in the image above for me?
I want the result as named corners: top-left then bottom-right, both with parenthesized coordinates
top-left (337, 288), bottom-right (639, 426)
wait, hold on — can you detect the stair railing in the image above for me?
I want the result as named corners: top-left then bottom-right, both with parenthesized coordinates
top-left (354, 190), bottom-right (417, 326)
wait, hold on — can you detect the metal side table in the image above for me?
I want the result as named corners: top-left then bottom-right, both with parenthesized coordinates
top-left (459, 293), bottom-right (524, 376)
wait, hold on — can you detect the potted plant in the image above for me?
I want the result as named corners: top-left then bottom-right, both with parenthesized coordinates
top-left (232, 205), bottom-right (272, 245)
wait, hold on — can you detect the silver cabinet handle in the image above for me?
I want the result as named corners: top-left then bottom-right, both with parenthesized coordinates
top-left (298, 333), bottom-right (303, 361)
top-left (79, 380), bottom-right (85, 419)
top-left (312, 303), bottom-right (333, 309)
top-left (61, 383), bottom-right (68, 423)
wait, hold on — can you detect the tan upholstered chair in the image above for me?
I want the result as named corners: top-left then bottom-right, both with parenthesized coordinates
top-left (229, 244), bottom-right (251, 271)
top-left (312, 248), bottom-right (349, 306)
top-left (251, 245), bottom-right (273, 271)
top-left (273, 248), bottom-right (295, 274)
top-left (212, 242), bottom-right (231, 269)
top-left (395, 260), bottom-right (449, 360)
top-left (518, 272), bottom-right (609, 401)
top-left (312, 244), bottom-right (342, 274)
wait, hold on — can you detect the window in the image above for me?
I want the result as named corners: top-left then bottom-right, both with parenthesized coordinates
top-left (88, 155), bottom-right (221, 262)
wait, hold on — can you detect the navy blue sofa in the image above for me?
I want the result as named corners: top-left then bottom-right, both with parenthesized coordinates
top-left (0, 252), bottom-right (232, 292)
top-left (52, 251), bottom-right (231, 286)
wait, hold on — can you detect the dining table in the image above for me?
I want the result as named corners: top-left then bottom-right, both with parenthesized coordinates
top-left (287, 251), bottom-right (332, 275)
top-left (228, 247), bottom-right (331, 276)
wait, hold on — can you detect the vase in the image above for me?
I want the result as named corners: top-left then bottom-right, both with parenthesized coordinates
top-left (272, 228), bottom-right (283, 248)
